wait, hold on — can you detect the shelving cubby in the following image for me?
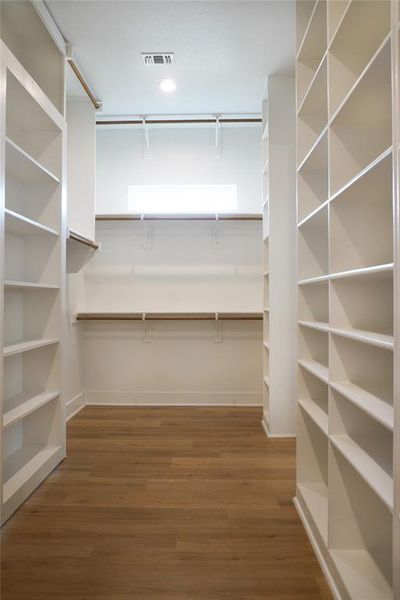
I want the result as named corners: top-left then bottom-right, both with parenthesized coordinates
top-left (1, 8), bottom-right (66, 523)
top-left (297, 56), bottom-right (327, 167)
top-left (329, 38), bottom-right (392, 196)
top-left (298, 279), bottom-right (328, 326)
top-left (330, 335), bottom-right (393, 431)
top-left (297, 405), bottom-right (329, 545)
top-left (296, 2), bottom-right (398, 595)
top-left (329, 153), bottom-right (393, 273)
top-left (327, 0), bottom-right (349, 45)
top-left (0, 0), bottom-right (65, 115)
top-left (329, 448), bottom-right (393, 599)
top-left (328, 0), bottom-right (390, 119)
top-left (296, 0), bottom-right (327, 109)
top-left (297, 131), bottom-right (328, 223)
top-left (298, 206), bottom-right (329, 281)
top-left (298, 325), bottom-right (329, 384)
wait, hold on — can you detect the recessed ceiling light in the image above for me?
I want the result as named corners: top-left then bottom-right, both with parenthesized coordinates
top-left (159, 78), bottom-right (176, 93)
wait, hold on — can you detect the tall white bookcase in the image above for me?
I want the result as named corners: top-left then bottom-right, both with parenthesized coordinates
top-left (0, 1), bottom-right (67, 524)
top-left (295, 0), bottom-right (400, 598)
top-left (262, 76), bottom-right (297, 437)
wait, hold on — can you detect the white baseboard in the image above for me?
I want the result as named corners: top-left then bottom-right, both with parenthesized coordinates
top-left (85, 390), bottom-right (262, 406)
top-left (293, 497), bottom-right (342, 600)
top-left (261, 417), bottom-right (296, 439)
top-left (65, 392), bottom-right (85, 420)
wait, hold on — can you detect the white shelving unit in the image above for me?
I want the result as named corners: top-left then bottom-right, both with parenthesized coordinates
top-left (295, 1), bottom-right (399, 598)
top-left (0, 4), bottom-right (67, 524)
top-left (261, 76), bottom-right (297, 437)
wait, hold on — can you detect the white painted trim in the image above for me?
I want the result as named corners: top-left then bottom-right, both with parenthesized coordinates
top-left (261, 418), bottom-right (296, 439)
top-left (65, 392), bottom-right (85, 421)
top-left (293, 497), bottom-right (342, 600)
top-left (32, 1), bottom-right (67, 55)
top-left (85, 391), bottom-right (262, 407)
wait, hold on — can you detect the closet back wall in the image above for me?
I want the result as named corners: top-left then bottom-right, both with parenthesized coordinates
top-left (80, 125), bottom-right (263, 407)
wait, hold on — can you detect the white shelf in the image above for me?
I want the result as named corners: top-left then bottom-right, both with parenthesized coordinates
top-left (329, 2), bottom-right (390, 118)
top-left (297, 482), bottom-right (328, 542)
top-left (296, 0), bottom-right (327, 108)
top-left (298, 358), bottom-right (329, 384)
top-left (4, 280), bottom-right (59, 290)
top-left (330, 434), bottom-right (393, 512)
top-left (5, 137), bottom-right (60, 185)
top-left (297, 131), bottom-right (328, 223)
top-left (3, 338), bottom-right (59, 357)
top-left (263, 375), bottom-right (270, 388)
top-left (330, 549), bottom-right (393, 600)
top-left (298, 398), bottom-right (328, 435)
top-left (298, 320), bottom-right (329, 333)
top-left (3, 444), bottom-right (61, 503)
top-left (329, 327), bottom-right (393, 351)
top-left (329, 39), bottom-right (392, 196)
top-left (5, 209), bottom-right (59, 238)
top-left (329, 263), bottom-right (393, 281)
top-left (3, 391), bottom-right (59, 429)
top-left (330, 381), bottom-right (393, 432)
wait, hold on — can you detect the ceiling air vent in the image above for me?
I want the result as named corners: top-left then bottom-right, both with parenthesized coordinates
top-left (142, 53), bottom-right (175, 65)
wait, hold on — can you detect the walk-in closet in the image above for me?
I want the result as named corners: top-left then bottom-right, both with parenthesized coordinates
top-left (0, 1), bottom-right (399, 599)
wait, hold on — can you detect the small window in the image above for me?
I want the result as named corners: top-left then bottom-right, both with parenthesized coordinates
top-left (128, 184), bottom-right (238, 214)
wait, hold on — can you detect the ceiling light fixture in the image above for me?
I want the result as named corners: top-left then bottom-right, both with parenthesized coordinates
top-left (159, 78), bottom-right (176, 93)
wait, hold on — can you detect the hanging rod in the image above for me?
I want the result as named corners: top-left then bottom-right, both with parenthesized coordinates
top-left (76, 312), bottom-right (263, 321)
top-left (67, 57), bottom-right (101, 110)
top-left (96, 118), bottom-right (262, 125)
top-left (68, 229), bottom-right (99, 250)
top-left (95, 213), bottom-right (262, 221)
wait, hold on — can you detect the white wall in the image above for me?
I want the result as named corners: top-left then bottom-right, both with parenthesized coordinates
top-left (64, 97), bottom-right (96, 417)
top-left (66, 98), bottom-right (96, 239)
top-left (74, 123), bottom-right (263, 407)
top-left (85, 220), bottom-right (262, 312)
top-left (96, 125), bottom-right (262, 214)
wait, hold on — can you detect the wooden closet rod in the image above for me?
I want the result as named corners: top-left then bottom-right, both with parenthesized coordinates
top-left (68, 229), bottom-right (99, 250)
top-left (67, 59), bottom-right (101, 110)
top-left (95, 213), bottom-right (262, 221)
top-left (96, 118), bottom-right (262, 125)
top-left (76, 312), bottom-right (262, 321)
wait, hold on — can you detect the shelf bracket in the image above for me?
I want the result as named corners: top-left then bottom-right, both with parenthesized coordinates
top-left (213, 313), bottom-right (223, 342)
top-left (213, 115), bottom-right (222, 158)
top-left (212, 215), bottom-right (223, 249)
top-left (142, 313), bottom-right (152, 343)
top-left (141, 215), bottom-right (153, 249)
top-left (142, 116), bottom-right (151, 159)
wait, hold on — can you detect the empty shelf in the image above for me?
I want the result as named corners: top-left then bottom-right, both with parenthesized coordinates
top-left (298, 398), bottom-right (328, 435)
top-left (3, 445), bottom-right (62, 503)
top-left (298, 359), bottom-right (329, 383)
top-left (330, 382), bottom-right (393, 431)
top-left (5, 209), bottom-right (59, 237)
top-left (297, 482), bottom-right (328, 543)
top-left (5, 137), bottom-right (60, 184)
top-left (329, 327), bottom-right (393, 350)
top-left (3, 338), bottom-right (60, 357)
top-left (330, 435), bottom-right (393, 511)
top-left (4, 281), bottom-right (59, 290)
top-left (298, 320), bottom-right (330, 333)
top-left (3, 391), bottom-right (60, 429)
top-left (330, 549), bottom-right (393, 600)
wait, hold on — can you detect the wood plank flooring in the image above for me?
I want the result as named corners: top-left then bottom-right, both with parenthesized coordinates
top-left (1, 407), bottom-right (332, 599)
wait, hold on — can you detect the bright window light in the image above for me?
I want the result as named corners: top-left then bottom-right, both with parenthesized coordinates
top-left (128, 184), bottom-right (238, 214)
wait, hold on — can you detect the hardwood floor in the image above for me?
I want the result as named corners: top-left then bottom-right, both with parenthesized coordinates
top-left (1, 407), bottom-right (332, 599)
